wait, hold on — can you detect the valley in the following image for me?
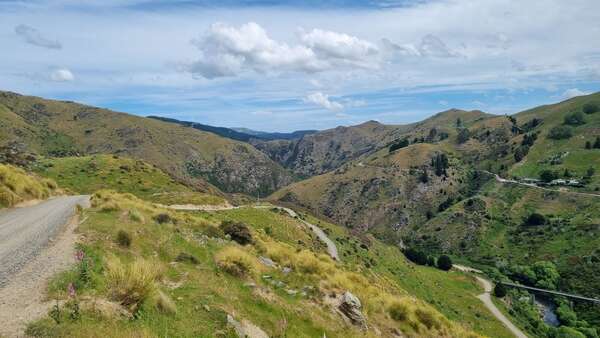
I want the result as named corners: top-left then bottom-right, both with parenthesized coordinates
top-left (1, 90), bottom-right (599, 338)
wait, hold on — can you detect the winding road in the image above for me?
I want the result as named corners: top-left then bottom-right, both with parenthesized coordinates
top-left (454, 265), bottom-right (528, 338)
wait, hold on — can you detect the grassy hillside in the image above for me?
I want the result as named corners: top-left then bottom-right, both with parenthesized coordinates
top-left (0, 91), bottom-right (294, 196)
top-left (25, 191), bottom-right (504, 338)
top-left (0, 163), bottom-right (59, 208)
top-left (32, 155), bottom-right (226, 206)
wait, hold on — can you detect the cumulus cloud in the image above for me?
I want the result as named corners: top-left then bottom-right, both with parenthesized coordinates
top-left (382, 34), bottom-right (460, 58)
top-left (15, 24), bottom-right (62, 49)
top-left (50, 68), bottom-right (74, 82)
top-left (304, 92), bottom-right (344, 111)
top-left (562, 88), bottom-right (589, 99)
top-left (299, 28), bottom-right (379, 67)
top-left (188, 22), bottom-right (378, 79)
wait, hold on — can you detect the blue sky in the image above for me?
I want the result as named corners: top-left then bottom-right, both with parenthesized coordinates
top-left (1, 0), bottom-right (600, 131)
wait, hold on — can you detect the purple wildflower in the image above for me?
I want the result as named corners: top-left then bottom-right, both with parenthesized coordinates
top-left (75, 250), bottom-right (85, 262)
top-left (67, 282), bottom-right (76, 298)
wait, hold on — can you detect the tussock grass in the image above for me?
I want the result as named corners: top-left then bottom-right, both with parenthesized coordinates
top-left (215, 246), bottom-right (261, 278)
top-left (0, 164), bottom-right (58, 207)
top-left (105, 257), bottom-right (163, 311)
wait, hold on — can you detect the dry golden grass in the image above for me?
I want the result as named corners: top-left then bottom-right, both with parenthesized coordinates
top-left (105, 257), bottom-right (163, 311)
top-left (0, 164), bottom-right (58, 207)
top-left (215, 246), bottom-right (261, 278)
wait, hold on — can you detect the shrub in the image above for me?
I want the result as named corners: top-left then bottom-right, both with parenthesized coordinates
top-left (153, 213), bottom-right (173, 224)
top-left (539, 170), bottom-right (558, 183)
top-left (220, 220), bottom-right (252, 245)
top-left (436, 255), bottom-right (453, 271)
top-left (555, 326), bottom-right (585, 338)
top-left (586, 141), bottom-right (592, 149)
top-left (404, 248), bottom-right (428, 265)
top-left (389, 138), bottom-right (409, 152)
top-left (106, 258), bottom-right (162, 311)
top-left (116, 230), bottom-right (132, 248)
top-left (548, 126), bottom-right (573, 140)
top-left (388, 300), bottom-right (410, 321)
top-left (215, 246), bottom-right (259, 277)
top-left (564, 111), bottom-right (586, 126)
top-left (583, 102), bottom-right (599, 115)
top-left (524, 213), bottom-right (547, 226)
top-left (594, 136), bottom-right (600, 149)
top-left (493, 283), bottom-right (507, 297)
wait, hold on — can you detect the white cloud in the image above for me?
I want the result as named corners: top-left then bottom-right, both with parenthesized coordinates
top-left (304, 92), bottom-right (344, 111)
top-left (299, 28), bottom-right (379, 67)
top-left (562, 88), bottom-right (589, 99)
top-left (382, 34), bottom-right (460, 58)
top-left (50, 68), bottom-right (74, 82)
top-left (188, 22), bottom-right (379, 79)
top-left (15, 24), bottom-right (62, 49)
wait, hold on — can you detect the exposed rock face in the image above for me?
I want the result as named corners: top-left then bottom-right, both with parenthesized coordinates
top-left (338, 291), bottom-right (367, 329)
top-left (227, 314), bottom-right (269, 338)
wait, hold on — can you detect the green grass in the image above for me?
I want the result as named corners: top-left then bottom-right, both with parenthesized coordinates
top-left (33, 155), bottom-right (226, 206)
top-left (29, 192), bottom-right (495, 338)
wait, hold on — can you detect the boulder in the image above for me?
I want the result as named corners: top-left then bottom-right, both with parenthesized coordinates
top-left (227, 314), bottom-right (269, 338)
top-left (338, 291), bottom-right (367, 329)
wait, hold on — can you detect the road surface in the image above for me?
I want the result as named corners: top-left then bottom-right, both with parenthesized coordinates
top-left (0, 195), bottom-right (90, 287)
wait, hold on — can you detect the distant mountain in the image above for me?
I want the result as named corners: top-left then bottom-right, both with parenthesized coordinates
top-left (231, 127), bottom-right (318, 140)
top-left (148, 116), bottom-right (316, 142)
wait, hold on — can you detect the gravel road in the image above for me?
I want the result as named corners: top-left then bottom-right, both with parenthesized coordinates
top-left (0, 195), bottom-right (90, 287)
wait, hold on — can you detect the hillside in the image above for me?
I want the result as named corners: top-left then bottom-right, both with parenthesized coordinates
top-left (32, 155), bottom-right (227, 206)
top-left (24, 188), bottom-right (511, 338)
top-left (0, 163), bottom-right (59, 208)
top-left (270, 93), bottom-right (600, 336)
top-left (253, 120), bottom-right (406, 177)
top-left (0, 91), bottom-right (294, 196)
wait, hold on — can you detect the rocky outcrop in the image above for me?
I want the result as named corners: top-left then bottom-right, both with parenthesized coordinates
top-left (338, 291), bottom-right (367, 329)
top-left (227, 313), bottom-right (269, 338)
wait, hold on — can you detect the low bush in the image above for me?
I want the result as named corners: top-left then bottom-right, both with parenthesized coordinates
top-left (215, 246), bottom-right (259, 278)
top-left (153, 213), bottom-right (173, 224)
top-left (415, 308), bottom-right (442, 330)
top-left (548, 126), bottom-right (573, 140)
top-left (220, 220), bottom-right (252, 245)
top-left (524, 213), bottom-right (547, 226)
top-left (128, 209), bottom-right (144, 223)
top-left (564, 111), bottom-right (586, 126)
top-left (152, 290), bottom-right (176, 314)
top-left (116, 230), bottom-right (132, 248)
top-left (493, 283), bottom-right (507, 297)
top-left (583, 102), bottom-right (599, 114)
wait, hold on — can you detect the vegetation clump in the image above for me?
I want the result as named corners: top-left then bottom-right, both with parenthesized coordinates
top-left (548, 126), bottom-right (573, 140)
top-left (493, 283), bottom-right (507, 298)
top-left (563, 111), bottom-right (586, 126)
top-left (389, 138), bottom-right (409, 152)
top-left (436, 255), bottom-right (453, 271)
top-left (106, 257), bottom-right (162, 312)
top-left (215, 246), bottom-right (259, 277)
top-left (220, 220), bottom-right (253, 245)
top-left (116, 230), bottom-right (132, 248)
top-left (524, 212), bottom-right (547, 226)
top-left (582, 102), bottom-right (599, 114)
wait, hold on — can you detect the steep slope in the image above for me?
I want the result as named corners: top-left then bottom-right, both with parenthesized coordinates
top-left (253, 120), bottom-right (407, 177)
top-left (0, 91), bottom-right (294, 196)
top-left (0, 163), bottom-right (59, 208)
top-left (25, 189), bottom-right (508, 337)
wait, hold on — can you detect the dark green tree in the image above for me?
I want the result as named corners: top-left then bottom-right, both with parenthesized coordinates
top-left (524, 213), bottom-right (547, 226)
top-left (436, 255), bottom-right (453, 271)
top-left (539, 169), bottom-right (558, 183)
top-left (563, 111), bottom-right (586, 126)
top-left (594, 136), bottom-right (600, 149)
top-left (548, 126), bottom-right (573, 140)
top-left (585, 141), bottom-right (592, 149)
top-left (583, 102), bottom-right (599, 114)
top-left (493, 283), bottom-right (507, 298)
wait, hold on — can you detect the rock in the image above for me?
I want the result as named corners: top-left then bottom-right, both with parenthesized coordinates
top-left (227, 314), bottom-right (269, 338)
top-left (282, 267), bottom-right (292, 274)
top-left (80, 297), bottom-right (132, 319)
top-left (244, 282), bottom-right (257, 288)
top-left (203, 304), bottom-right (211, 312)
top-left (259, 256), bottom-right (277, 268)
top-left (262, 275), bottom-right (272, 280)
top-left (338, 291), bottom-right (367, 329)
top-left (285, 289), bottom-right (298, 295)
